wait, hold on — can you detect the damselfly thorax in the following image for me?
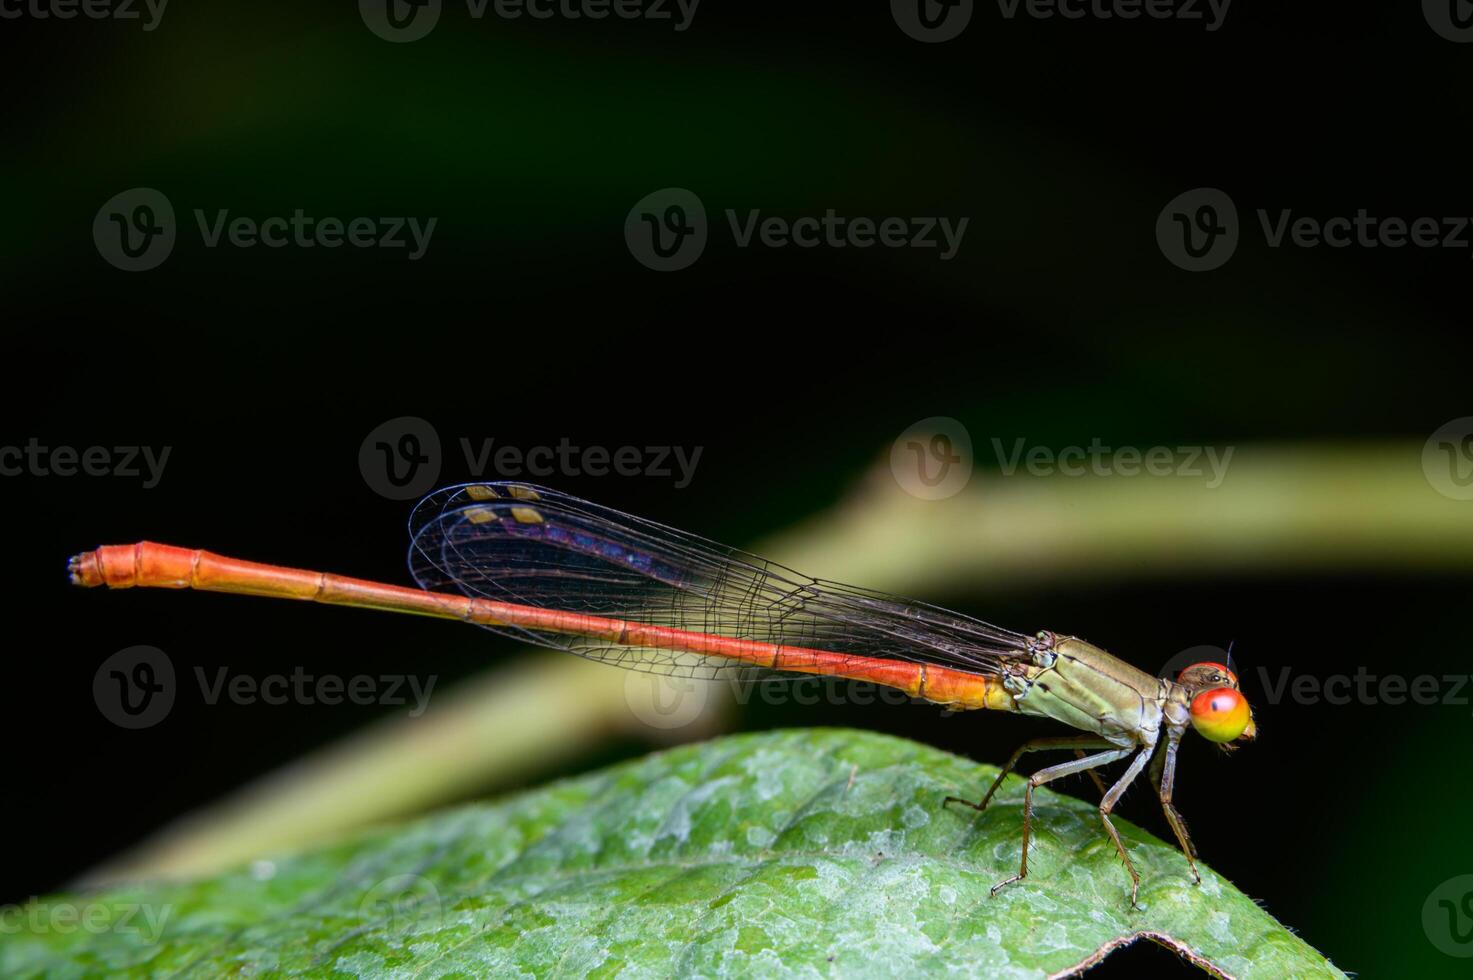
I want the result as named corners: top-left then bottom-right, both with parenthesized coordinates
top-left (1001, 632), bottom-right (1170, 748)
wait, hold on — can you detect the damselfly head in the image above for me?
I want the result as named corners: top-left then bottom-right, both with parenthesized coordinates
top-left (1178, 660), bottom-right (1255, 747)
top-left (1176, 661), bottom-right (1238, 692)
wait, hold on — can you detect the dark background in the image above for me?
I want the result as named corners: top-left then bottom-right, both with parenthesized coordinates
top-left (3, 2), bottom-right (1472, 976)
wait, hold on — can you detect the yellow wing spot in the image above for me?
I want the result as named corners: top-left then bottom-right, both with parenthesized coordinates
top-left (509, 506), bottom-right (544, 524)
top-left (465, 485), bottom-right (500, 501)
top-left (507, 485), bottom-right (542, 501)
top-left (464, 507), bottom-right (498, 525)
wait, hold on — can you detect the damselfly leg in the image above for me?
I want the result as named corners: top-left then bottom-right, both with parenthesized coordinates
top-left (943, 736), bottom-right (1114, 813)
top-left (1150, 729), bottom-right (1202, 885)
top-left (1095, 746), bottom-right (1155, 907)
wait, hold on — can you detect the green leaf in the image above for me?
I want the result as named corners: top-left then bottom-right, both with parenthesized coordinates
top-left (3, 729), bottom-right (1342, 978)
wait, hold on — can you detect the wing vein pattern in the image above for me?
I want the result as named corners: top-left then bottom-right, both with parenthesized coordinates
top-left (408, 483), bottom-right (1030, 681)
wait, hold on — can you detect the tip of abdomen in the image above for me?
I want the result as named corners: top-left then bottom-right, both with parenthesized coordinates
top-left (68, 550), bottom-right (105, 587)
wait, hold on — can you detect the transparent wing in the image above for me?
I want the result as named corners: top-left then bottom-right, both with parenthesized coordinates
top-left (408, 483), bottom-right (1033, 681)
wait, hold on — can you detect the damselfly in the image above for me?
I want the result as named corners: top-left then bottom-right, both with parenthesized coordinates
top-left (68, 483), bottom-right (1256, 906)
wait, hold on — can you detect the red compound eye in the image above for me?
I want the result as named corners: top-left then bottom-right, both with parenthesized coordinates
top-left (1190, 687), bottom-right (1250, 743)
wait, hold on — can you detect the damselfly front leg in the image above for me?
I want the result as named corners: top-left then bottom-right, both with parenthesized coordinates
top-left (1150, 727), bottom-right (1202, 885)
top-left (1095, 745), bottom-right (1156, 908)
